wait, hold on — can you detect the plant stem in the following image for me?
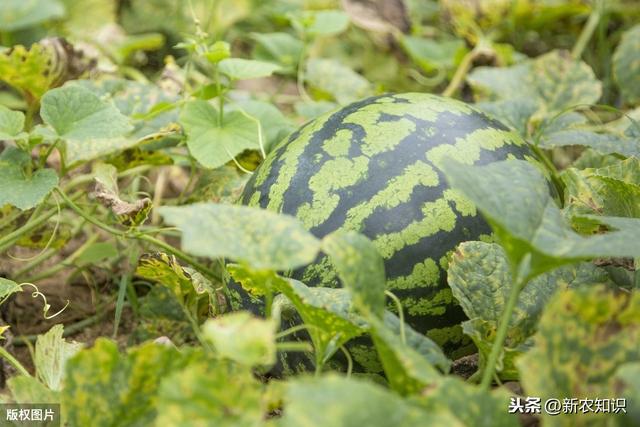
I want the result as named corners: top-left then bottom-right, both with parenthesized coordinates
top-left (442, 45), bottom-right (482, 98)
top-left (571, 0), bottom-right (603, 60)
top-left (479, 277), bottom-right (525, 390)
top-left (0, 346), bottom-right (31, 377)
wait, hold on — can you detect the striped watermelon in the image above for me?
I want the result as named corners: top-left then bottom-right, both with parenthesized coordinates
top-left (233, 93), bottom-right (537, 370)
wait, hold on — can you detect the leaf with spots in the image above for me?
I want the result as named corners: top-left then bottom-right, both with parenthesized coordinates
top-left (322, 231), bottom-right (386, 317)
top-left (202, 311), bottom-right (277, 367)
top-left (0, 42), bottom-right (63, 100)
top-left (0, 147), bottom-right (58, 210)
top-left (415, 377), bottom-right (519, 427)
top-left (448, 241), bottom-right (612, 378)
top-left (279, 375), bottom-right (459, 427)
top-left (135, 252), bottom-right (216, 320)
top-left (155, 360), bottom-right (265, 427)
top-left (63, 339), bottom-right (202, 427)
top-left (35, 325), bottom-right (84, 392)
top-left (440, 159), bottom-right (640, 281)
top-left (228, 265), bottom-right (367, 366)
top-left (179, 100), bottom-right (262, 169)
top-left (517, 286), bottom-right (640, 427)
top-left (613, 24), bottom-right (640, 106)
top-left (7, 376), bottom-right (60, 405)
top-left (159, 203), bottom-right (321, 271)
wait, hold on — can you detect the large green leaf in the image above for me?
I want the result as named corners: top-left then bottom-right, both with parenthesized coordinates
top-left (539, 129), bottom-right (640, 158)
top-left (440, 159), bottom-right (640, 280)
top-left (517, 286), bottom-right (640, 427)
top-left (40, 85), bottom-right (134, 164)
top-left (278, 375), bottom-right (459, 427)
top-left (179, 100), bottom-right (261, 169)
top-left (447, 241), bottom-right (612, 377)
top-left (400, 36), bottom-right (467, 73)
top-left (63, 339), bottom-right (200, 426)
top-left (0, 147), bottom-right (58, 210)
top-left (0, 0), bottom-right (65, 32)
top-left (35, 325), bottom-right (84, 392)
top-left (159, 203), bottom-right (320, 271)
top-left (202, 311), bottom-right (277, 367)
top-left (613, 24), bottom-right (640, 106)
top-left (155, 360), bottom-right (265, 427)
top-left (305, 59), bottom-right (371, 105)
top-left (218, 58), bottom-right (281, 80)
top-left (322, 231), bottom-right (386, 317)
top-left (251, 32), bottom-right (303, 73)
top-left (7, 376), bottom-right (60, 405)
top-left (290, 10), bottom-right (350, 38)
top-left (229, 100), bottom-right (294, 153)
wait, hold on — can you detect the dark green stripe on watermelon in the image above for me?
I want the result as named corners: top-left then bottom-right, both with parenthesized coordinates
top-left (235, 93), bottom-right (536, 366)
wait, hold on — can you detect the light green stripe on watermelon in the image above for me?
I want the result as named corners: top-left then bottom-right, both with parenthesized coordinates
top-left (322, 128), bottom-right (353, 157)
top-left (402, 288), bottom-right (456, 317)
top-left (343, 161), bottom-right (440, 230)
top-left (296, 156), bottom-right (370, 228)
top-left (386, 258), bottom-right (441, 291)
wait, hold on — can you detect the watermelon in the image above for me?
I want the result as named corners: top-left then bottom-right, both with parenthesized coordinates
top-left (232, 93), bottom-right (538, 369)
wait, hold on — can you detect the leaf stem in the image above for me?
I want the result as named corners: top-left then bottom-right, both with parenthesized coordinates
top-left (479, 277), bottom-right (526, 390)
top-left (0, 346), bottom-right (31, 377)
top-left (571, 0), bottom-right (604, 60)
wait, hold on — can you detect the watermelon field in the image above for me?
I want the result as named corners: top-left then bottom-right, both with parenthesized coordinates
top-left (1, 0), bottom-right (640, 425)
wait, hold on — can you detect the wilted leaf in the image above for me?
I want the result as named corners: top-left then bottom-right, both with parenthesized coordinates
top-left (0, 147), bottom-right (58, 210)
top-left (35, 325), bottom-right (84, 391)
top-left (518, 286), bottom-right (640, 427)
top-left (322, 231), bottom-right (386, 317)
top-left (218, 58), bottom-right (281, 80)
top-left (135, 252), bottom-right (215, 318)
top-left (159, 203), bottom-right (321, 271)
top-left (179, 100), bottom-right (261, 169)
top-left (0, 44), bottom-right (58, 100)
top-left (203, 311), bottom-right (276, 366)
top-left (279, 375), bottom-right (458, 427)
top-left (155, 360), bottom-right (265, 427)
top-left (305, 58), bottom-right (372, 105)
top-left (613, 24), bottom-right (640, 106)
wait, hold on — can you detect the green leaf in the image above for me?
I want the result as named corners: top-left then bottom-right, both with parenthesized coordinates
top-left (400, 36), bottom-right (467, 73)
top-left (475, 99), bottom-right (538, 137)
top-left (440, 159), bottom-right (640, 280)
top-left (179, 100), bottom-right (261, 169)
top-left (218, 58), bottom-right (281, 80)
top-left (251, 32), bottom-right (303, 72)
top-left (0, 43), bottom-right (58, 100)
top-left (613, 24), bottom-right (640, 106)
top-left (539, 129), bottom-right (640, 158)
top-left (305, 59), bottom-right (372, 105)
top-left (35, 325), bottom-right (84, 391)
top-left (0, 105), bottom-right (25, 140)
top-left (0, 277), bottom-right (23, 304)
top-left (63, 339), bottom-right (200, 426)
top-left (468, 50), bottom-right (601, 117)
top-left (135, 253), bottom-right (214, 319)
top-left (159, 203), bottom-right (321, 271)
top-left (41, 84), bottom-right (132, 141)
top-left (613, 363), bottom-right (640, 425)
top-left (291, 10), bottom-right (350, 37)
top-left (279, 375), bottom-right (458, 427)
top-left (0, 0), bottom-right (65, 32)
top-left (7, 376), bottom-right (59, 404)
top-left (448, 241), bottom-right (611, 377)
top-left (0, 147), bottom-right (58, 210)
top-left (229, 100), bottom-right (294, 152)
top-left (202, 311), bottom-right (277, 367)
top-left (229, 265), bottom-right (366, 366)
top-left (415, 377), bottom-right (519, 427)
top-left (155, 360), bottom-right (265, 427)
top-left (322, 231), bottom-right (386, 317)
top-left (517, 286), bottom-right (640, 427)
